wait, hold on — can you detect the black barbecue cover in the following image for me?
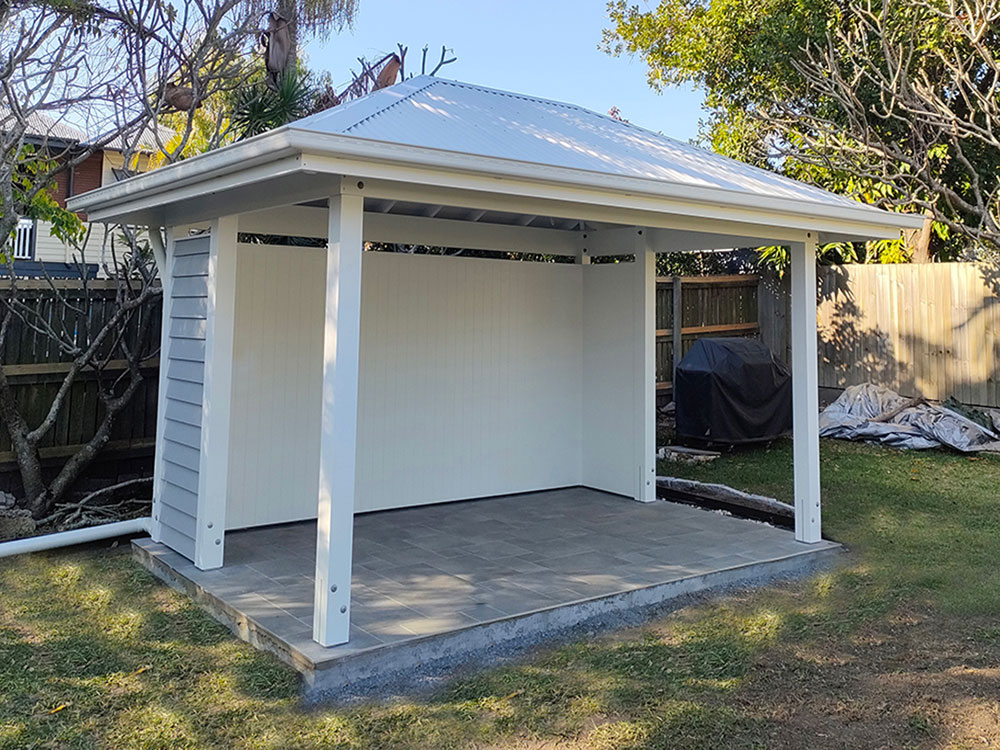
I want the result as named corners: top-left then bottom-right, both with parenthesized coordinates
top-left (674, 338), bottom-right (792, 444)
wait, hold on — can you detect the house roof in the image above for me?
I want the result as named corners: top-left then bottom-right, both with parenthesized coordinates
top-left (68, 76), bottom-right (923, 241)
top-left (2, 106), bottom-right (174, 155)
top-left (97, 121), bottom-right (177, 153)
top-left (0, 107), bottom-right (89, 146)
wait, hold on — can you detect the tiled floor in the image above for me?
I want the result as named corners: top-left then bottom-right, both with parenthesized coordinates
top-left (135, 488), bottom-right (839, 671)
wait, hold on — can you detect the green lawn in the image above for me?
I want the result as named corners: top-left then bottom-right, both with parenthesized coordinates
top-left (2, 439), bottom-right (1000, 749)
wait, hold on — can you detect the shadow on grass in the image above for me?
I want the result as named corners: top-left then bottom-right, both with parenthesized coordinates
top-left (665, 439), bottom-right (1000, 614)
top-left (3, 439), bottom-right (1000, 749)
top-left (0, 548), bottom-right (301, 750)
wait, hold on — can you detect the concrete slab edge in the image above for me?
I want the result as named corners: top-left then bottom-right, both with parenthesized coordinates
top-left (132, 539), bottom-right (843, 703)
top-left (131, 540), bottom-right (318, 673)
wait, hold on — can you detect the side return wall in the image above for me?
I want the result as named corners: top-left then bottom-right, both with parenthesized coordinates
top-left (581, 261), bottom-right (652, 499)
top-left (152, 234), bottom-right (210, 559)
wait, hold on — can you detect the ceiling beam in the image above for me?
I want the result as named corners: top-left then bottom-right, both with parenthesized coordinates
top-left (582, 226), bottom-right (811, 255)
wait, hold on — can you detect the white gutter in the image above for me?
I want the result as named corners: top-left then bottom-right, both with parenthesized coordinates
top-left (66, 128), bottom-right (297, 213)
top-left (0, 517), bottom-right (151, 559)
top-left (67, 125), bottom-right (924, 235)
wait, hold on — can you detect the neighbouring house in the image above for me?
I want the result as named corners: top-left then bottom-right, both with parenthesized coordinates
top-left (68, 77), bottom-right (921, 695)
top-left (6, 110), bottom-right (170, 274)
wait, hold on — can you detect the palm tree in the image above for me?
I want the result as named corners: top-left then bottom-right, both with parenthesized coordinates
top-left (231, 69), bottom-right (316, 138)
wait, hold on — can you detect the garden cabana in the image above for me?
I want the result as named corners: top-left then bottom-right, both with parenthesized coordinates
top-left (68, 77), bottom-right (920, 669)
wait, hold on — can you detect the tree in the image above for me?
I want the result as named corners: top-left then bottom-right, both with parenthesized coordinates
top-left (1, 0), bottom-right (262, 522)
top-left (1, 0), bottom-right (260, 247)
top-left (253, 0), bottom-right (356, 85)
top-left (2, 2), bottom-right (461, 527)
top-left (229, 43), bottom-right (455, 140)
top-left (603, 0), bottom-right (1000, 262)
top-left (0, 232), bottom-right (161, 522)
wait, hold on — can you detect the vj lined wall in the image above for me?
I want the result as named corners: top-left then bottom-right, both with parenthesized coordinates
top-left (222, 245), bottom-right (649, 531)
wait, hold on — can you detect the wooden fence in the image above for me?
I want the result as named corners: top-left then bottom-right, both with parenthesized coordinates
top-left (0, 280), bottom-right (161, 470)
top-left (656, 275), bottom-right (760, 389)
top-left (759, 262), bottom-right (1000, 408)
top-left (9, 264), bottom-right (992, 476)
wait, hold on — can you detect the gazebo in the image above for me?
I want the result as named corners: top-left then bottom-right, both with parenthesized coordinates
top-left (69, 77), bottom-right (919, 671)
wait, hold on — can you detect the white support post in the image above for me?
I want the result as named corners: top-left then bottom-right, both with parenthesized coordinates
top-left (194, 216), bottom-right (239, 570)
top-left (149, 227), bottom-right (174, 544)
top-left (313, 191), bottom-right (364, 647)
top-left (634, 246), bottom-right (657, 502)
top-left (790, 233), bottom-right (822, 543)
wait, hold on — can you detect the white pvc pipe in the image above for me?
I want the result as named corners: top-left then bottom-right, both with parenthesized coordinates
top-left (0, 517), bottom-right (151, 559)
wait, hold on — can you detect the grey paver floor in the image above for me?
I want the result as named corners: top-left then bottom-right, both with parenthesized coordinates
top-left (135, 487), bottom-right (837, 667)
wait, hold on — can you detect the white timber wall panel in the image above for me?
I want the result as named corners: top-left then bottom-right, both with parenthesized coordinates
top-left (156, 234), bottom-right (211, 559)
top-left (355, 252), bottom-right (583, 512)
top-left (582, 262), bottom-right (640, 498)
top-left (225, 249), bottom-right (584, 528)
top-left (226, 243), bottom-right (325, 529)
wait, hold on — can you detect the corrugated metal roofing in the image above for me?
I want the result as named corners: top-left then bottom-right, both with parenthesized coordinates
top-left (1, 107), bottom-right (174, 153)
top-left (0, 107), bottom-right (88, 144)
top-left (290, 76), bottom-right (867, 213)
top-left (98, 121), bottom-right (177, 153)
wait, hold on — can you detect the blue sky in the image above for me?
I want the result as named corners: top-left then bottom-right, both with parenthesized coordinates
top-left (303, 0), bottom-right (705, 142)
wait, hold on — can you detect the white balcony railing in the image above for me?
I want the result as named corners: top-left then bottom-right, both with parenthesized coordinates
top-left (12, 218), bottom-right (35, 260)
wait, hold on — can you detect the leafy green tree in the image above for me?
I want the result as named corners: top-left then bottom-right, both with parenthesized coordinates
top-left (604, 0), bottom-right (998, 263)
top-left (2, 148), bottom-right (83, 264)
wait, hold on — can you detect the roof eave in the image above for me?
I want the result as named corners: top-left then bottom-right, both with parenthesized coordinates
top-left (67, 128), bottom-right (297, 215)
top-left (287, 129), bottom-right (924, 235)
top-left (69, 126), bottom-right (924, 239)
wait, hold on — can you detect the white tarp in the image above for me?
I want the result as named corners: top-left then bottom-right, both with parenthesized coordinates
top-left (819, 384), bottom-right (1000, 452)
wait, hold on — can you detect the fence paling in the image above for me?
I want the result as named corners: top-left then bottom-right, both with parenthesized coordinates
top-left (0, 280), bottom-right (161, 470)
top-left (757, 262), bottom-right (1000, 409)
top-left (655, 275), bottom-right (761, 390)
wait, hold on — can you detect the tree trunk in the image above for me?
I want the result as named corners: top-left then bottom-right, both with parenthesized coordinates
top-left (276, 0), bottom-right (297, 79)
top-left (0, 360), bottom-right (47, 515)
top-left (905, 216), bottom-right (934, 263)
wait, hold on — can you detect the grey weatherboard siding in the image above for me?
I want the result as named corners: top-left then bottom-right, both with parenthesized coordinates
top-left (157, 234), bottom-right (210, 559)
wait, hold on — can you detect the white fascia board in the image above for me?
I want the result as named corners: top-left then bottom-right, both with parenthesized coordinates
top-left (66, 129), bottom-right (298, 215)
top-left (83, 155), bottom-right (308, 223)
top-left (238, 205), bottom-right (581, 255)
top-left (336, 175), bottom-right (906, 244)
top-left (315, 162), bottom-right (917, 243)
top-left (68, 125), bottom-right (923, 242)
top-left (289, 129), bottom-right (924, 234)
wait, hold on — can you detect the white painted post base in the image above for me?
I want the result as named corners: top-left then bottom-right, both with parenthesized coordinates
top-left (635, 248), bottom-right (657, 503)
top-left (313, 191), bottom-right (364, 647)
top-left (790, 235), bottom-right (822, 543)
